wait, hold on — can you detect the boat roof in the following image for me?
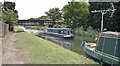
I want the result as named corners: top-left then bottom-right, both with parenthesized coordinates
top-left (100, 31), bottom-right (120, 38)
top-left (47, 28), bottom-right (70, 30)
top-left (101, 31), bottom-right (120, 35)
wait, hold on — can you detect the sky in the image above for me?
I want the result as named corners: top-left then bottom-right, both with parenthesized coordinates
top-left (0, 0), bottom-right (72, 20)
top-left (1, 0), bottom-right (118, 20)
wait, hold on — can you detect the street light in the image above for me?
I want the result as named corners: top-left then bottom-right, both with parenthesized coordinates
top-left (91, 3), bottom-right (116, 32)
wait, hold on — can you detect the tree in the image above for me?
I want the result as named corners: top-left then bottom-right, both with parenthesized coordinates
top-left (88, 2), bottom-right (120, 32)
top-left (62, 2), bottom-right (89, 29)
top-left (2, 1), bottom-right (18, 31)
top-left (39, 16), bottom-right (51, 20)
top-left (3, 10), bottom-right (18, 31)
top-left (45, 8), bottom-right (62, 21)
top-left (113, 1), bottom-right (120, 32)
top-left (88, 2), bottom-right (112, 31)
top-left (3, 1), bottom-right (15, 11)
top-left (28, 16), bottom-right (51, 20)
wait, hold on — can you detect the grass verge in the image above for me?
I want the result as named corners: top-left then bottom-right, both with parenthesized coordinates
top-left (14, 32), bottom-right (97, 64)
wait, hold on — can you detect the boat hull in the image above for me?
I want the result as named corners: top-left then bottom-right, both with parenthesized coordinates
top-left (84, 45), bottom-right (120, 65)
top-left (44, 32), bottom-right (73, 38)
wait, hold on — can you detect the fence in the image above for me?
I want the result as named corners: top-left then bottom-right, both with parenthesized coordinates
top-left (0, 21), bottom-right (9, 37)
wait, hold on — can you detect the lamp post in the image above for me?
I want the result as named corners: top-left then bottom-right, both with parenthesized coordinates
top-left (101, 12), bottom-right (104, 32)
top-left (91, 3), bottom-right (116, 32)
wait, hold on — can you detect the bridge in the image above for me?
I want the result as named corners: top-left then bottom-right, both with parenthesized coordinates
top-left (16, 20), bottom-right (60, 27)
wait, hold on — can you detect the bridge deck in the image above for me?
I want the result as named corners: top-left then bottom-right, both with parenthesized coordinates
top-left (16, 20), bottom-right (60, 26)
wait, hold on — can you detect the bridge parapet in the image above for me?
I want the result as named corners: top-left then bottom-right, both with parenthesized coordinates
top-left (16, 20), bottom-right (61, 26)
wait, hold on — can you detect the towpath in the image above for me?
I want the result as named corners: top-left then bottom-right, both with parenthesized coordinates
top-left (0, 37), bottom-right (2, 66)
top-left (2, 33), bottom-right (24, 64)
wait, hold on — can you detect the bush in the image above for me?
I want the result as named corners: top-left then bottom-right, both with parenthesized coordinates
top-left (25, 26), bottom-right (40, 30)
top-left (75, 26), bottom-right (84, 36)
top-left (14, 26), bottom-right (24, 32)
top-left (54, 24), bottom-right (68, 28)
top-left (74, 26), bottom-right (98, 37)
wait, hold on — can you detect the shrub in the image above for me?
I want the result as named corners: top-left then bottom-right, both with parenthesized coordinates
top-left (25, 26), bottom-right (40, 30)
top-left (74, 26), bottom-right (98, 37)
top-left (14, 26), bottom-right (24, 32)
top-left (54, 24), bottom-right (68, 28)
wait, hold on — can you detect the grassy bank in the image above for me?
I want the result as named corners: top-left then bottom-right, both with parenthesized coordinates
top-left (14, 32), bottom-right (97, 64)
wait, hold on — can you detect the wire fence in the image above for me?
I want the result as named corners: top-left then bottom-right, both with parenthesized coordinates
top-left (0, 21), bottom-right (9, 37)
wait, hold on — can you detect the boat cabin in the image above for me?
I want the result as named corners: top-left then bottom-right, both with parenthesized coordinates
top-left (44, 28), bottom-right (73, 38)
top-left (82, 31), bottom-right (120, 65)
top-left (96, 32), bottom-right (120, 60)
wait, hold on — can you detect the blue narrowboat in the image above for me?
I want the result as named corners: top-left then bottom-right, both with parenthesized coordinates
top-left (44, 28), bottom-right (73, 38)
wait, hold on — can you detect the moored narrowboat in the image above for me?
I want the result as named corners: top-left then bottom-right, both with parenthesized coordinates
top-left (43, 28), bottom-right (73, 38)
top-left (81, 31), bottom-right (120, 65)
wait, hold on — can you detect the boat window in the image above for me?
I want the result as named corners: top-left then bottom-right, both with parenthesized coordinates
top-left (61, 30), bottom-right (64, 34)
top-left (115, 39), bottom-right (119, 58)
top-left (58, 30), bottom-right (62, 34)
top-left (96, 37), bottom-right (105, 51)
top-left (63, 29), bottom-right (69, 34)
top-left (118, 34), bottom-right (120, 38)
top-left (96, 36), bottom-right (120, 58)
top-left (53, 29), bottom-right (58, 33)
top-left (103, 38), bottom-right (116, 56)
top-left (68, 30), bottom-right (71, 34)
top-left (116, 39), bottom-right (120, 58)
top-left (48, 29), bottom-right (53, 32)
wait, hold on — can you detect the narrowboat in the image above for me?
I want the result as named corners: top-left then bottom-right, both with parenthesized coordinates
top-left (81, 31), bottom-right (120, 65)
top-left (43, 28), bottom-right (73, 38)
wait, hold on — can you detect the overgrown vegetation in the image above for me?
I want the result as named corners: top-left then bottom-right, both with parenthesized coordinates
top-left (14, 26), bottom-right (24, 32)
top-left (74, 26), bottom-right (99, 37)
top-left (25, 26), bottom-right (40, 30)
top-left (54, 23), bottom-right (68, 28)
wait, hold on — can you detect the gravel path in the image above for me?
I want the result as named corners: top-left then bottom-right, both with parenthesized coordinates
top-left (0, 37), bottom-right (2, 66)
top-left (2, 33), bottom-right (24, 64)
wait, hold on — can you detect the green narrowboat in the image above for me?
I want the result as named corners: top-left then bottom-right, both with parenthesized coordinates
top-left (81, 31), bottom-right (120, 65)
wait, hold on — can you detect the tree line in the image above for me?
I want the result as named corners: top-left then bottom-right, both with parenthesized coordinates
top-left (29, 1), bottom-right (120, 32)
top-left (1, 1), bottom-right (119, 32)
